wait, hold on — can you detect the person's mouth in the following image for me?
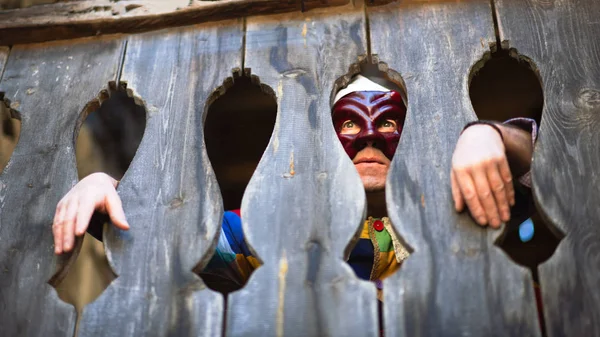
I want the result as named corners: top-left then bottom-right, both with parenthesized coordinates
top-left (354, 157), bottom-right (385, 165)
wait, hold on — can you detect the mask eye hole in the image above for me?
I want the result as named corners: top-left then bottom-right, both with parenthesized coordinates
top-left (340, 120), bottom-right (360, 135)
top-left (377, 119), bottom-right (397, 133)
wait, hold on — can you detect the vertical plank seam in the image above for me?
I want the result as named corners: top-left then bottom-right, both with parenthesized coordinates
top-left (489, 3), bottom-right (549, 336)
top-left (242, 17), bottom-right (247, 71)
top-left (363, 0), bottom-right (372, 59)
top-left (490, 3), bottom-right (549, 336)
top-left (489, 0), bottom-right (502, 49)
top-left (116, 39), bottom-right (129, 84)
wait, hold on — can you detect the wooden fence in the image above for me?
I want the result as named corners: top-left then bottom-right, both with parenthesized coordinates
top-left (0, 0), bottom-right (599, 336)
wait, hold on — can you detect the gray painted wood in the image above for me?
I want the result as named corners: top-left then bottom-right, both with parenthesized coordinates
top-left (226, 2), bottom-right (379, 336)
top-left (495, 0), bottom-right (600, 335)
top-left (78, 21), bottom-right (245, 337)
top-left (368, 2), bottom-right (541, 336)
top-left (0, 37), bottom-right (123, 337)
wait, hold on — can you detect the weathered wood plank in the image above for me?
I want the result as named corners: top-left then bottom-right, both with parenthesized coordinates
top-left (0, 47), bottom-right (8, 77)
top-left (226, 2), bottom-right (377, 336)
top-left (78, 21), bottom-right (245, 337)
top-left (368, 1), bottom-right (541, 336)
top-left (0, 0), bottom-right (348, 46)
top-left (0, 36), bottom-right (124, 337)
top-left (495, 0), bottom-right (600, 335)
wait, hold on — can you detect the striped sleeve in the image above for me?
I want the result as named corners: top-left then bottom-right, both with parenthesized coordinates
top-left (199, 210), bottom-right (260, 293)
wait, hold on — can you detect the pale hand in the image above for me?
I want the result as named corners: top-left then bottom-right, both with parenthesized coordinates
top-left (451, 124), bottom-right (515, 228)
top-left (52, 172), bottom-right (129, 254)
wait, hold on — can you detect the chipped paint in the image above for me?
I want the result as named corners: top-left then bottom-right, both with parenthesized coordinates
top-left (276, 252), bottom-right (288, 337)
top-left (282, 69), bottom-right (306, 79)
top-left (272, 80), bottom-right (284, 154)
top-left (302, 22), bottom-right (308, 47)
top-left (283, 152), bottom-right (295, 178)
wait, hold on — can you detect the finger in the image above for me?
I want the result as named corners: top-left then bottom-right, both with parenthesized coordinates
top-left (472, 168), bottom-right (501, 228)
top-left (487, 164), bottom-right (511, 222)
top-left (455, 169), bottom-right (487, 226)
top-left (105, 190), bottom-right (130, 230)
top-left (53, 202), bottom-right (66, 254)
top-left (498, 158), bottom-right (515, 206)
top-left (451, 170), bottom-right (465, 212)
top-left (74, 197), bottom-right (95, 236)
top-left (61, 200), bottom-right (79, 252)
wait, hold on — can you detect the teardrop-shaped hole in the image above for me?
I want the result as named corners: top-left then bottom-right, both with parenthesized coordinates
top-left (53, 82), bottom-right (146, 315)
top-left (0, 96), bottom-right (21, 173)
top-left (469, 45), bottom-right (562, 337)
top-left (199, 69), bottom-right (277, 294)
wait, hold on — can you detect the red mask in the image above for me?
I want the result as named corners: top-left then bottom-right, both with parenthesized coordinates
top-left (332, 91), bottom-right (406, 160)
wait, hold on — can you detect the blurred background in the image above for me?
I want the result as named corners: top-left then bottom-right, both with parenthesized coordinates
top-left (0, 0), bottom-right (60, 10)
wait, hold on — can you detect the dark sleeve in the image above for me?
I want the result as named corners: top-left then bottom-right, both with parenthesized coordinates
top-left (503, 117), bottom-right (538, 188)
top-left (87, 211), bottom-right (108, 241)
top-left (502, 118), bottom-right (539, 228)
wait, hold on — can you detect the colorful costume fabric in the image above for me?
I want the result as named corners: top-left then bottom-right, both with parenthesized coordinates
top-left (199, 118), bottom-right (538, 294)
top-left (199, 210), bottom-right (409, 295)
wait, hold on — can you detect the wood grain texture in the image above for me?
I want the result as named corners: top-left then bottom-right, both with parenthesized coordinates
top-left (226, 2), bottom-right (378, 336)
top-left (495, 0), bottom-right (600, 335)
top-left (368, 2), bottom-right (541, 336)
top-left (0, 0), bottom-right (348, 46)
top-left (77, 21), bottom-right (245, 337)
top-left (0, 36), bottom-right (123, 337)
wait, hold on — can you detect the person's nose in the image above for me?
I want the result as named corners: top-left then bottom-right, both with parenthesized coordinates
top-left (354, 124), bottom-right (385, 152)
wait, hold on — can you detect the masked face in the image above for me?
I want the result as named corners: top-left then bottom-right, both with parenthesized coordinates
top-left (332, 91), bottom-right (406, 160)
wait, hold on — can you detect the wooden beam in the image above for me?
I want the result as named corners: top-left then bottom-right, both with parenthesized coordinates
top-left (0, 0), bottom-right (348, 46)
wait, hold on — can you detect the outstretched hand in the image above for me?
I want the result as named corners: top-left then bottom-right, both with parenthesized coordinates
top-left (451, 124), bottom-right (514, 228)
top-left (52, 172), bottom-right (129, 254)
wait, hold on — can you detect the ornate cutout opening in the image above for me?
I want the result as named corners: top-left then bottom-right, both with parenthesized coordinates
top-left (469, 47), bottom-right (543, 124)
top-left (0, 95), bottom-right (21, 174)
top-left (469, 47), bottom-right (563, 265)
top-left (53, 81), bottom-right (146, 315)
top-left (199, 69), bottom-right (276, 294)
top-left (331, 55), bottom-right (413, 288)
top-left (469, 45), bottom-right (562, 336)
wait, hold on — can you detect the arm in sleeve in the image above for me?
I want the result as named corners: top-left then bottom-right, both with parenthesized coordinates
top-left (502, 117), bottom-right (538, 188)
top-left (198, 210), bottom-right (260, 294)
top-left (502, 118), bottom-right (538, 227)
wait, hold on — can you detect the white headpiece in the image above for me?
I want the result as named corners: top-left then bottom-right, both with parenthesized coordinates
top-left (333, 75), bottom-right (391, 104)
